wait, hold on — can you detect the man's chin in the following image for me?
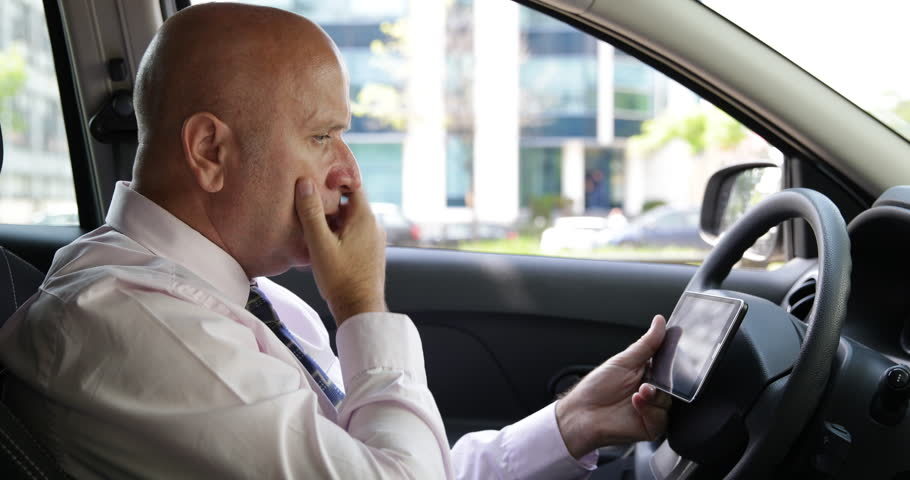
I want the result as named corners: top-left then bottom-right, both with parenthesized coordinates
top-left (292, 246), bottom-right (313, 269)
top-left (251, 247), bottom-right (312, 278)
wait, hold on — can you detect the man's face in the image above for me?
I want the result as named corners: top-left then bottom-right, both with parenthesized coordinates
top-left (214, 52), bottom-right (361, 277)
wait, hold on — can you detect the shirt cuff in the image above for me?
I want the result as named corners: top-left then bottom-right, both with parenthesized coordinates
top-left (501, 402), bottom-right (598, 479)
top-left (335, 312), bottom-right (427, 386)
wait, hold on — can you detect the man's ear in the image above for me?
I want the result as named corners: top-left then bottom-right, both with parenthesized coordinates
top-left (180, 112), bottom-right (233, 193)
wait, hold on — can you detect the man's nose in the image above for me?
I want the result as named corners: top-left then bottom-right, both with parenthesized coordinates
top-left (325, 142), bottom-right (362, 193)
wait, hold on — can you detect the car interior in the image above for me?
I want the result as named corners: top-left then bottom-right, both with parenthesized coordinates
top-left (0, 0), bottom-right (909, 479)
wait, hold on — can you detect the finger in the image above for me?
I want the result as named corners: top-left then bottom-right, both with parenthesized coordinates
top-left (632, 395), bottom-right (669, 439)
top-left (631, 391), bottom-right (648, 413)
top-left (295, 179), bottom-right (333, 249)
top-left (639, 383), bottom-right (672, 409)
top-left (337, 188), bottom-right (380, 240)
top-left (638, 383), bottom-right (656, 402)
top-left (610, 315), bottom-right (667, 369)
top-left (632, 393), bottom-right (670, 423)
top-left (343, 187), bottom-right (371, 220)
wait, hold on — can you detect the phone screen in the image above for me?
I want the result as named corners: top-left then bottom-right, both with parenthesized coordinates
top-left (648, 291), bottom-right (746, 403)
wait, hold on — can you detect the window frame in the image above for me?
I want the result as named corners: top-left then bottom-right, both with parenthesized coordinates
top-left (39, 0), bottom-right (101, 229)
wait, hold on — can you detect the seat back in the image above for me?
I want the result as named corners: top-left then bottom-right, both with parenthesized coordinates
top-left (0, 122), bottom-right (71, 478)
top-left (0, 247), bottom-right (44, 321)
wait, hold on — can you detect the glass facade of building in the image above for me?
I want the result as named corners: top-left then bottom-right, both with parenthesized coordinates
top-left (0, 0), bottom-right (76, 225)
top-left (289, 1), bottom-right (668, 212)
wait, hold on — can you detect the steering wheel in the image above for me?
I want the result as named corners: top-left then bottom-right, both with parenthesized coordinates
top-left (656, 188), bottom-right (850, 479)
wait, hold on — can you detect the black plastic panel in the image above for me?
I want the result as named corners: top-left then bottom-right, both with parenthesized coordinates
top-left (276, 248), bottom-right (808, 332)
top-left (847, 205), bottom-right (910, 360)
top-left (273, 247), bottom-right (810, 437)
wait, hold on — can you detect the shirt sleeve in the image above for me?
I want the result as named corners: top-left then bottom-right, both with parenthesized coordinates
top-left (451, 402), bottom-right (598, 480)
top-left (0, 284), bottom-right (454, 479)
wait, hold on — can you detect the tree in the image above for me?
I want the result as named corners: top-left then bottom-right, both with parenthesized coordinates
top-left (350, 20), bottom-right (409, 131)
top-left (628, 103), bottom-right (747, 156)
top-left (895, 99), bottom-right (910, 123)
top-left (350, 3), bottom-right (475, 133)
top-left (0, 47), bottom-right (27, 132)
top-left (351, 1), bottom-right (546, 134)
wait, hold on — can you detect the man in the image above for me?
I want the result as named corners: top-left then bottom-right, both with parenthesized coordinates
top-left (0, 3), bottom-right (670, 478)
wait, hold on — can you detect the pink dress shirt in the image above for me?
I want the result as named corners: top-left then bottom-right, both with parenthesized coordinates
top-left (0, 181), bottom-right (596, 479)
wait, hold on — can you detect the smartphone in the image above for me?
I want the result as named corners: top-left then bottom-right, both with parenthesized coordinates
top-left (647, 291), bottom-right (748, 403)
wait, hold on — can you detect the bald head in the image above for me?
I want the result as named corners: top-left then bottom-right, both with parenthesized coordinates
top-left (134, 2), bottom-right (341, 150)
top-left (129, 3), bottom-right (360, 277)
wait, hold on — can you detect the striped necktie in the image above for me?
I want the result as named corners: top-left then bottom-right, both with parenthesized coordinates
top-left (246, 286), bottom-right (345, 406)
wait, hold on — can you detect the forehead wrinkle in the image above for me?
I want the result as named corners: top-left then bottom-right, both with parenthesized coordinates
top-left (288, 70), bottom-right (351, 131)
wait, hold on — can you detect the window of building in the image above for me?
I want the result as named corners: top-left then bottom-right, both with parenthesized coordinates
top-left (614, 92), bottom-right (651, 114)
top-left (584, 148), bottom-right (618, 211)
top-left (10, 2), bottom-right (29, 44)
top-left (0, 0), bottom-right (76, 226)
top-left (614, 60), bottom-right (653, 90)
top-left (520, 57), bottom-right (597, 118)
top-left (194, 0), bottom-right (783, 267)
top-left (446, 135), bottom-right (472, 207)
top-left (520, 147), bottom-right (562, 209)
top-left (351, 143), bottom-right (402, 206)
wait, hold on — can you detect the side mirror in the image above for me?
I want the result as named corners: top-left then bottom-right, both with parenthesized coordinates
top-left (700, 162), bottom-right (782, 262)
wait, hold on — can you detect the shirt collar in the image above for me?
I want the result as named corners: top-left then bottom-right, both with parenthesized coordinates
top-left (105, 181), bottom-right (252, 307)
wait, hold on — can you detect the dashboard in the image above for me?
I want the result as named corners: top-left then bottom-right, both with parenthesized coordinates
top-left (845, 187), bottom-right (910, 362)
top-left (781, 186), bottom-right (910, 363)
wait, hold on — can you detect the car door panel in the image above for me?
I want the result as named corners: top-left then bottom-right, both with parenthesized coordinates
top-left (0, 224), bottom-right (812, 443)
top-left (274, 247), bottom-right (812, 442)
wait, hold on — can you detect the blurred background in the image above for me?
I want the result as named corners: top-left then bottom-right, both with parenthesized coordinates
top-left (5, 0), bottom-right (908, 268)
top-left (265, 0), bottom-right (783, 265)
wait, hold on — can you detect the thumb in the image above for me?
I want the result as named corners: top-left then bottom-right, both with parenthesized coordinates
top-left (295, 179), bottom-right (332, 249)
top-left (610, 315), bottom-right (666, 369)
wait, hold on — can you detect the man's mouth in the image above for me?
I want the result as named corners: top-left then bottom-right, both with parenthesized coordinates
top-left (324, 195), bottom-right (349, 233)
top-left (325, 212), bottom-right (341, 233)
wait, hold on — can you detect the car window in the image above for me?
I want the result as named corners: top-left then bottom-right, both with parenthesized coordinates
top-left (191, 0), bottom-right (782, 267)
top-left (0, 0), bottom-right (77, 226)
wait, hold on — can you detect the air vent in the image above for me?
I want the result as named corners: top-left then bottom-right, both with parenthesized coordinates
top-left (786, 277), bottom-right (816, 321)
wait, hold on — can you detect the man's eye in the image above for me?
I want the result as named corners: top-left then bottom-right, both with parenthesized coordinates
top-left (314, 134), bottom-right (331, 144)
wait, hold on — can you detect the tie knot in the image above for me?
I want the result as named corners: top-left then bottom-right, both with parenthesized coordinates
top-left (246, 286), bottom-right (268, 310)
top-left (246, 286), bottom-right (279, 328)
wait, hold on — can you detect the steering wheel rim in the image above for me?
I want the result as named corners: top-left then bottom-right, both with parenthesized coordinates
top-left (685, 188), bottom-right (851, 479)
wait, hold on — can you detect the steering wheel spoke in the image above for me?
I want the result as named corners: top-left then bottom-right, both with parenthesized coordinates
top-left (649, 440), bottom-right (699, 480)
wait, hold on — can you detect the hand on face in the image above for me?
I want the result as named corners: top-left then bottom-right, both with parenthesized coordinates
top-left (555, 315), bottom-right (672, 458)
top-left (294, 179), bottom-right (387, 325)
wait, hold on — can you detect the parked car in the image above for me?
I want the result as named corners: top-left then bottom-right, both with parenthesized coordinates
top-left (539, 215), bottom-right (615, 252)
top-left (421, 222), bottom-right (515, 247)
top-left (609, 207), bottom-right (711, 249)
top-left (370, 202), bottom-right (420, 246)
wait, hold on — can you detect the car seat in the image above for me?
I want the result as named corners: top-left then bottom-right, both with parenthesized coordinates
top-left (0, 121), bottom-right (71, 479)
